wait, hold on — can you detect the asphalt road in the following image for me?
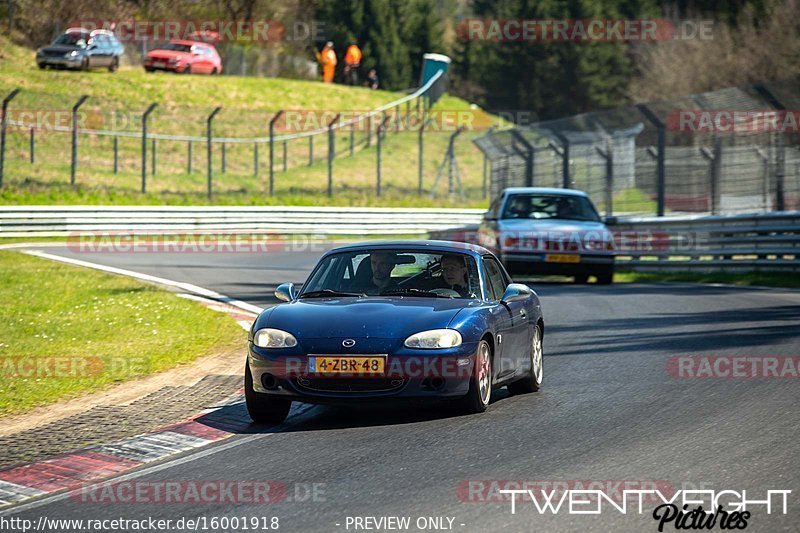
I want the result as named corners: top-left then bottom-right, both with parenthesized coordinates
top-left (6, 245), bottom-right (800, 532)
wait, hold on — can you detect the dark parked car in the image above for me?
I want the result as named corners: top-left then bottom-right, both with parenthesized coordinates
top-left (36, 29), bottom-right (124, 72)
top-left (478, 187), bottom-right (616, 284)
top-left (245, 240), bottom-right (544, 423)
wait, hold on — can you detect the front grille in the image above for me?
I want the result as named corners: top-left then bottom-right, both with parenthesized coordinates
top-left (293, 377), bottom-right (406, 393)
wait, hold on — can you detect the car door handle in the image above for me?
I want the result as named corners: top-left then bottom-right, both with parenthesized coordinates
top-left (520, 310), bottom-right (526, 318)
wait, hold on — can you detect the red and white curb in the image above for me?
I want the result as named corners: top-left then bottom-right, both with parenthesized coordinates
top-left (0, 249), bottom-right (274, 509)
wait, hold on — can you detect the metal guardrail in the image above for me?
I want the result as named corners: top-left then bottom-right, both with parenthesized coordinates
top-left (0, 206), bottom-right (484, 237)
top-left (429, 211), bottom-right (800, 272)
top-left (613, 210), bottom-right (800, 271)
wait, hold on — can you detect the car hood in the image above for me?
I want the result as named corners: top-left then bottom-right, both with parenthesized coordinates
top-left (147, 50), bottom-right (189, 60)
top-left (39, 45), bottom-right (83, 54)
top-left (498, 218), bottom-right (608, 233)
top-left (264, 297), bottom-right (470, 339)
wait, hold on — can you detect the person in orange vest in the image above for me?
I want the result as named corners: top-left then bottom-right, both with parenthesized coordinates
top-left (316, 41), bottom-right (337, 83)
top-left (343, 42), bottom-right (362, 85)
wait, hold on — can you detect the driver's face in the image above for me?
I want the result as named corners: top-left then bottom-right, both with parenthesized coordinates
top-left (441, 257), bottom-right (466, 286)
top-left (370, 253), bottom-right (395, 282)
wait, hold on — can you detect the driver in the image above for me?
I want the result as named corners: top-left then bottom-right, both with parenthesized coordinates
top-left (434, 254), bottom-right (471, 297)
top-left (354, 251), bottom-right (399, 294)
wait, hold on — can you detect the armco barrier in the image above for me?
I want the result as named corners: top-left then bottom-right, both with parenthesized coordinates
top-left (0, 206), bottom-right (484, 237)
top-left (612, 211), bottom-right (800, 272)
top-left (430, 211), bottom-right (800, 272)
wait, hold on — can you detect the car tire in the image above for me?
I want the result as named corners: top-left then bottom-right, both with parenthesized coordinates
top-left (144, 67), bottom-right (154, 73)
top-left (183, 65), bottom-right (192, 75)
top-left (507, 324), bottom-right (543, 394)
top-left (81, 58), bottom-right (89, 71)
top-left (460, 339), bottom-right (492, 414)
top-left (245, 362), bottom-right (292, 424)
top-left (596, 266), bottom-right (614, 285)
top-left (211, 67), bottom-right (218, 75)
top-left (108, 58), bottom-right (119, 72)
top-left (574, 273), bottom-right (589, 284)
top-left (38, 63), bottom-right (46, 70)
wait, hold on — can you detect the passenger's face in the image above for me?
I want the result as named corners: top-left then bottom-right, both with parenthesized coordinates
top-left (371, 253), bottom-right (395, 281)
top-left (441, 257), bottom-right (466, 286)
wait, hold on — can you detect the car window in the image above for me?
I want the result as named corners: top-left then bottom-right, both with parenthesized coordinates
top-left (482, 257), bottom-right (507, 301)
top-left (301, 250), bottom-right (480, 298)
top-left (501, 193), bottom-right (600, 222)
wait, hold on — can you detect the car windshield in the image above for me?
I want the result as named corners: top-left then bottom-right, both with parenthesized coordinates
top-left (300, 250), bottom-right (481, 299)
top-left (501, 193), bottom-right (601, 222)
top-left (53, 32), bottom-right (89, 47)
top-left (159, 43), bottom-right (193, 53)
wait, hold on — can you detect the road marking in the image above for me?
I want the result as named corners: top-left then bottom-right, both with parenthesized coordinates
top-left (0, 403), bottom-right (318, 516)
top-left (22, 249), bottom-right (264, 315)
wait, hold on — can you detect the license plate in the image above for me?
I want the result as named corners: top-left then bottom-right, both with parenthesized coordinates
top-left (153, 62), bottom-right (165, 68)
top-left (545, 254), bottom-right (581, 263)
top-left (308, 355), bottom-right (386, 375)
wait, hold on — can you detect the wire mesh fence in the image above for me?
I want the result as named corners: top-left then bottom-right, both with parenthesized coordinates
top-left (0, 70), bottom-right (471, 200)
top-left (474, 78), bottom-right (800, 216)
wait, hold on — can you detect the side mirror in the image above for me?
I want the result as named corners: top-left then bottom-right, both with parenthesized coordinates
top-left (500, 283), bottom-right (532, 304)
top-left (603, 215), bottom-right (618, 226)
top-left (275, 282), bottom-right (297, 302)
top-left (483, 211), bottom-right (496, 221)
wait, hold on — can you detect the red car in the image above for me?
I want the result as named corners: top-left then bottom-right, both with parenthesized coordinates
top-left (143, 40), bottom-right (222, 75)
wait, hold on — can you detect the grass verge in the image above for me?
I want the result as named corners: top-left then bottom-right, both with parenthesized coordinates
top-left (615, 270), bottom-right (800, 289)
top-left (0, 250), bottom-right (245, 416)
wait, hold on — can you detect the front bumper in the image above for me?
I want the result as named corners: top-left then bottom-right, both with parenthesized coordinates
top-left (37, 56), bottom-right (83, 69)
top-left (502, 251), bottom-right (614, 276)
top-left (248, 339), bottom-right (478, 402)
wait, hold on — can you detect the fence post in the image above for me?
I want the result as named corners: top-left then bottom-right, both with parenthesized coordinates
top-left (308, 135), bottom-right (314, 166)
top-left (366, 114), bottom-right (372, 147)
top-left (775, 134), bottom-right (786, 212)
top-left (699, 139), bottom-right (721, 215)
top-left (405, 100), bottom-right (410, 129)
top-left (207, 106), bottom-right (222, 199)
top-left (376, 116), bottom-right (391, 197)
top-left (753, 84), bottom-right (787, 211)
top-left (0, 88), bottom-right (20, 188)
top-left (188, 141), bottom-right (193, 174)
top-left (221, 142), bottom-right (226, 174)
top-left (29, 127), bottom-right (34, 164)
top-left (141, 102), bottom-right (158, 193)
top-left (755, 147), bottom-right (769, 210)
top-left (151, 138), bottom-right (156, 176)
top-left (71, 95), bottom-right (89, 186)
top-left (113, 136), bottom-right (118, 174)
top-left (269, 110), bottom-right (284, 195)
top-left (253, 142), bottom-right (258, 177)
top-left (636, 104), bottom-right (666, 216)
top-left (327, 113), bottom-right (341, 197)
top-left (595, 138), bottom-right (614, 215)
top-left (349, 125), bottom-right (354, 156)
top-left (418, 114), bottom-right (433, 195)
top-left (511, 129), bottom-right (534, 187)
top-left (282, 140), bottom-right (287, 171)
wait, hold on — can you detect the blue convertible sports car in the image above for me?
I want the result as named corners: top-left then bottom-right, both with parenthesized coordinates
top-left (245, 241), bottom-right (544, 423)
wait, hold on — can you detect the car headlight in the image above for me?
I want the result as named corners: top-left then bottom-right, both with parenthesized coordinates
top-left (69, 51), bottom-right (79, 57)
top-left (253, 328), bottom-right (298, 348)
top-left (404, 329), bottom-right (462, 349)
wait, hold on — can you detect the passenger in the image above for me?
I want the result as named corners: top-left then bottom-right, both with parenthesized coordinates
top-left (435, 254), bottom-right (471, 297)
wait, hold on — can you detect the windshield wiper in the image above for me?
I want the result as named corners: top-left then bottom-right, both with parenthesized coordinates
top-left (380, 288), bottom-right (453, 298)
top-left (299, 289), bottom-right (365, 299)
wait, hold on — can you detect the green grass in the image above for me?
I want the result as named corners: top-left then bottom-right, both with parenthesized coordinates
top-left (0, 250), bottom-right (245, 416)
top-left (0, 35), bottom-right (497, 207)
top-left (615, 270), bottom-right (800, 289)
top-left (613, 188), bottom-right (659, 214)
